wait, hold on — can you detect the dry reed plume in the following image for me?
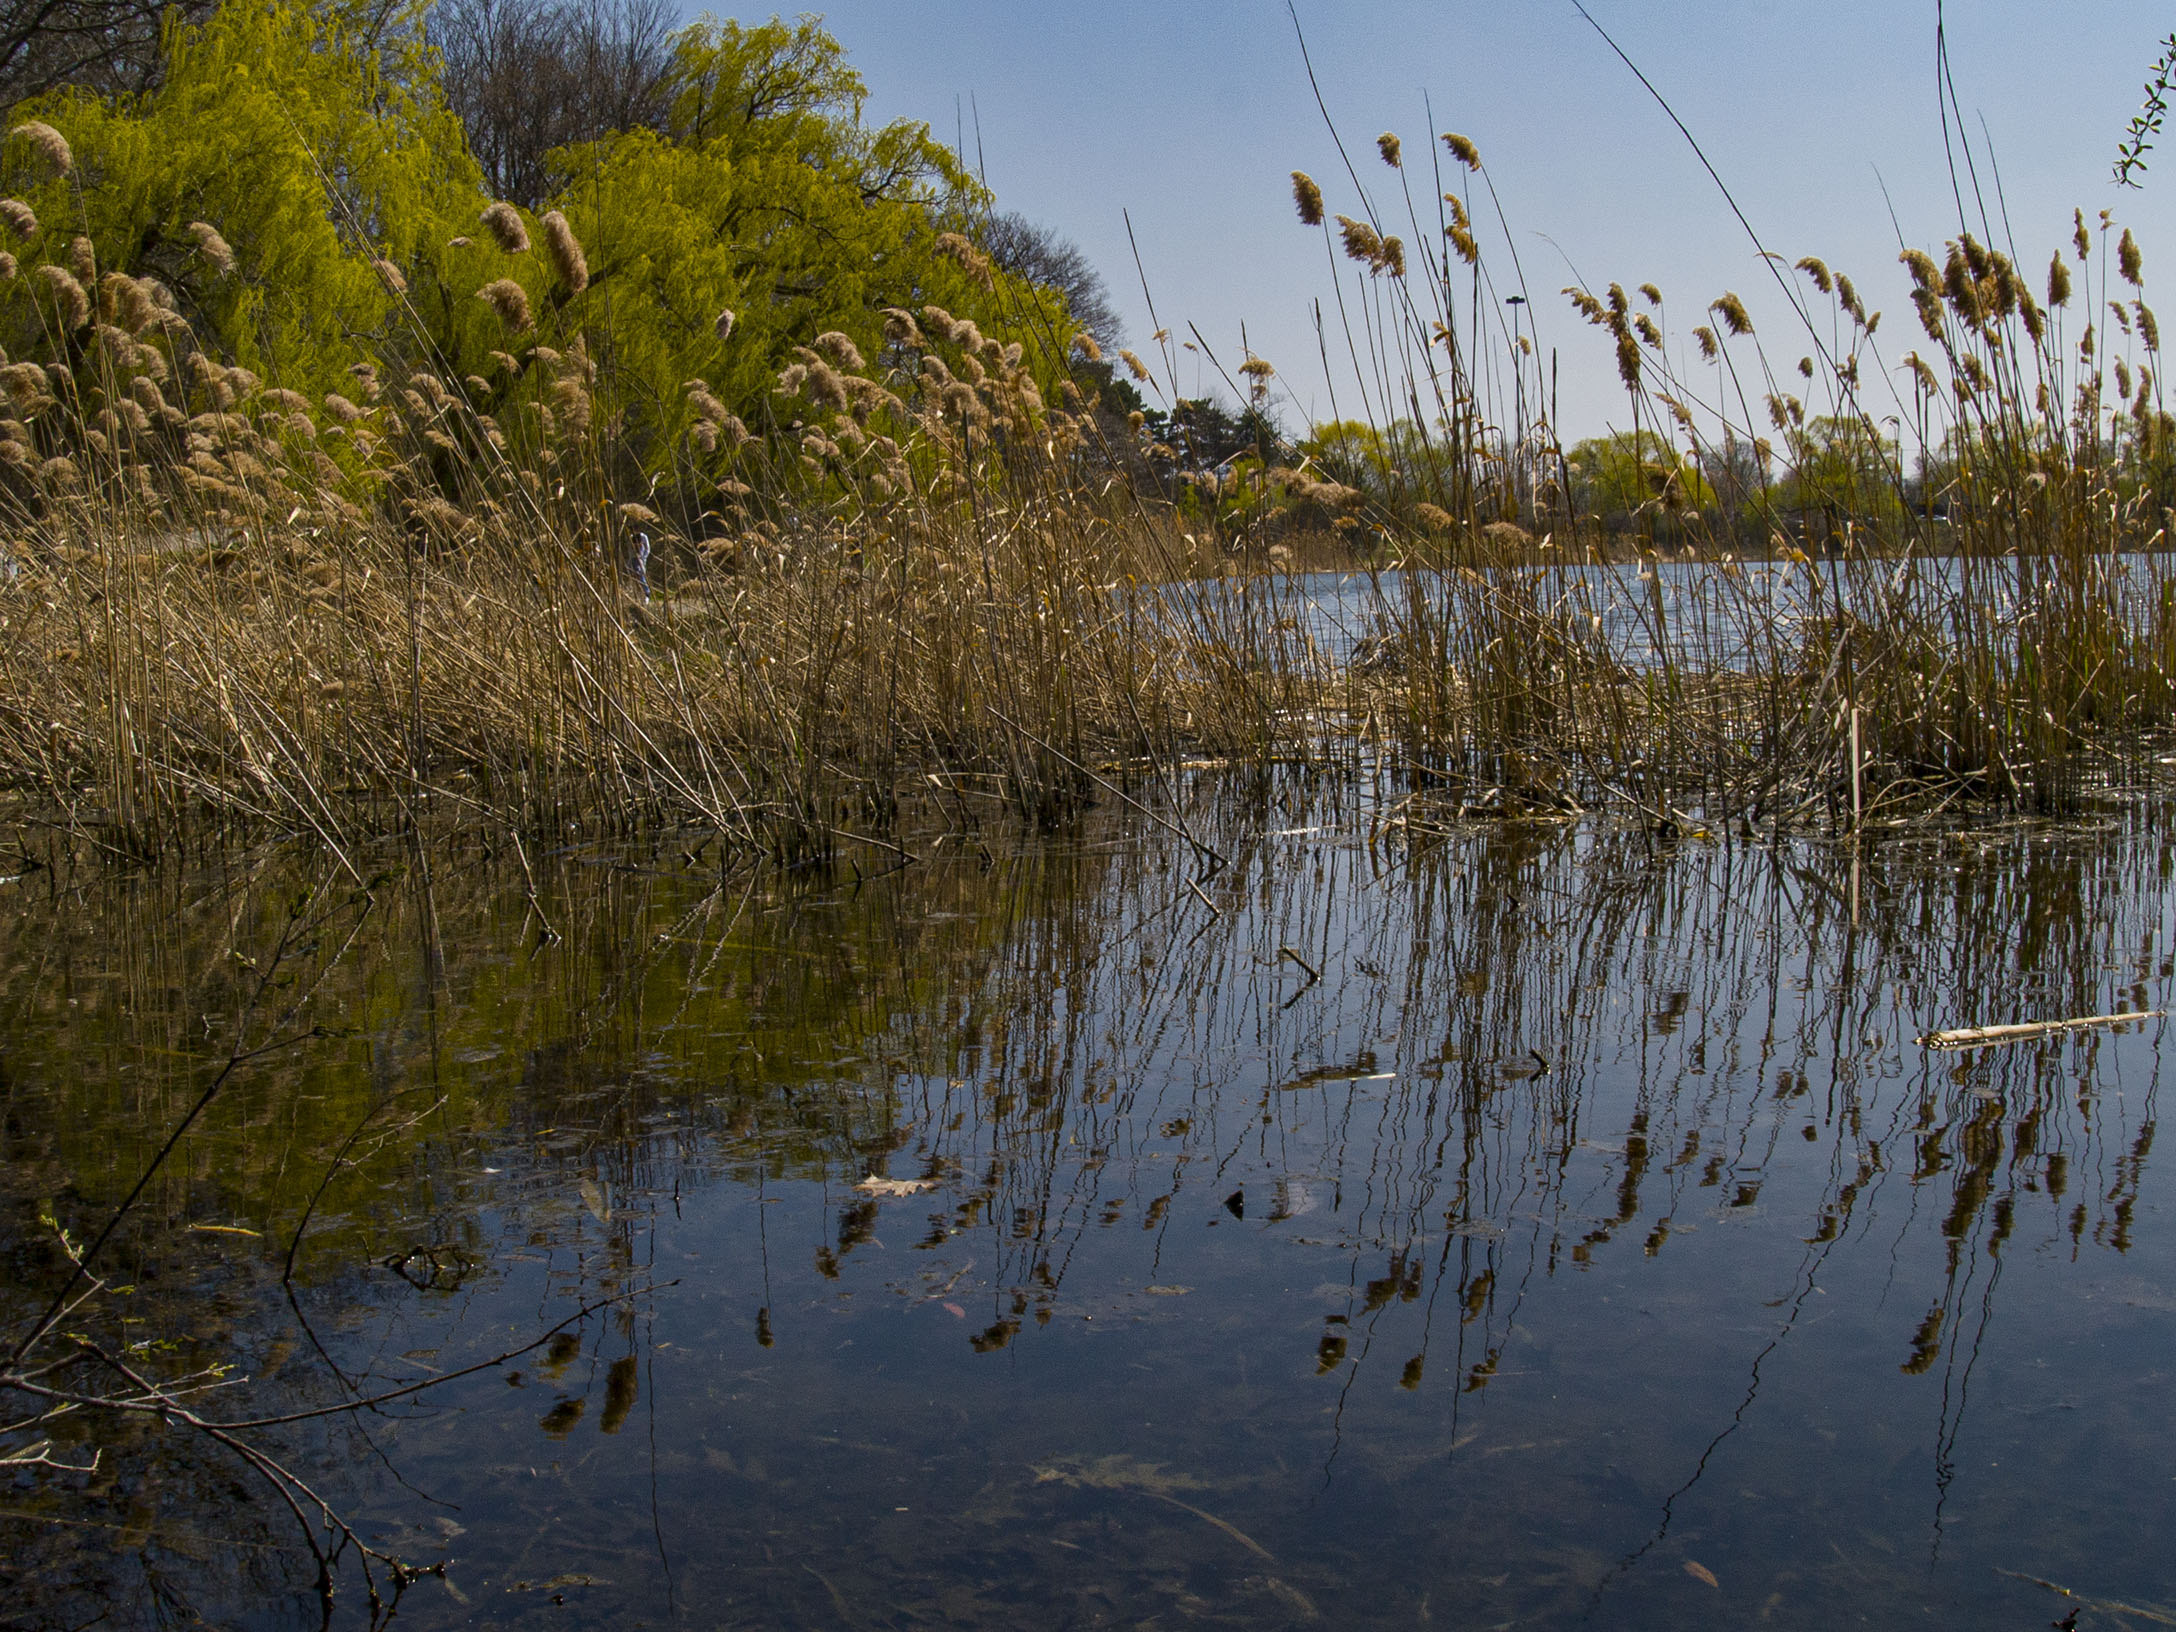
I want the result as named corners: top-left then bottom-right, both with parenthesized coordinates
top-left (0, 276), bottom-right (1329, 862)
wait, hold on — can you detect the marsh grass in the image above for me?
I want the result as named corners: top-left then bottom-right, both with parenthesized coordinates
top-left (6, 86), bottom-right (2176, 860)
top-left (1273, 55), bottom-right (2176, 827)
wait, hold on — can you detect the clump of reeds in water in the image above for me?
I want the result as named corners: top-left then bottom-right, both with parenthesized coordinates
top-left (0, 219), bottom-right (1336, 862)
top-left (1280, 113), bottom-right (2176, 825)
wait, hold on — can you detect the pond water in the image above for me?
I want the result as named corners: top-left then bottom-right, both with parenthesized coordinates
top-left (4, 786), bottom-right (2174, 1628)
top-left (1212, 553), bottom-right (2176, 672)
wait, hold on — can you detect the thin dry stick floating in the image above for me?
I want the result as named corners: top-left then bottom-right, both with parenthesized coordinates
top-left (1921, 1011), bottom-right (2165, 1050)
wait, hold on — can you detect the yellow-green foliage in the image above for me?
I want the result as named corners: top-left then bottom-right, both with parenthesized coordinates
top-left (0, 3), bottom-right (1081, 509)
top-left (6, 1), bottom-right (479, 403)
top-left (1565, 430), bottom-right (1716, 523)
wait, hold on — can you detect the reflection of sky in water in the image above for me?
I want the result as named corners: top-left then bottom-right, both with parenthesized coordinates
top-left (1191, 555), bottom-right (2176, 674)
top-left (4, 797), bottom-right (2173, 1628)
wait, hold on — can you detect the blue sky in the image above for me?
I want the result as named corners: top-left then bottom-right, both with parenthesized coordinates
top-left (739, 2), bottom-right (2173, 442)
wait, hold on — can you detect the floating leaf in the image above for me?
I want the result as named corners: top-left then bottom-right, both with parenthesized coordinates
top-left (855, 1175), bottom-right (936, 1197)
top-left (577, 1178), bottom-right (609, 1223)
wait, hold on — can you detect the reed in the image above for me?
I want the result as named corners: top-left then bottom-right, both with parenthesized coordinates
top-left (0, 286), bottom-right (1337, 860)
top-left (1268, 84), bottom-right (2176, 827)
top-left (5, 86), bottom-right (2174, 861)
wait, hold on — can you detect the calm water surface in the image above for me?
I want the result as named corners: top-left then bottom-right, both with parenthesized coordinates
top-left (1241, 554), bottom-right (2176, 671)
top-left (3, 788), bottom-right (2173, 1628)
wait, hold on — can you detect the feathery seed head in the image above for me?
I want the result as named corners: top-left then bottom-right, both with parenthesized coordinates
top-left (813, 330), bottom-right (865, 369)
top-left (67, 235), bottom-right (93, 286)
top-left (541, 210), bottom-right (588, 293)
top-left (1941, 243), bottom-right (1978, 318)
top-left (2047, 251), bottom-right (2072, 308)
top-left (1440, 132), bottom-right (1481, 170)
top-left (187, 221), bottom-right (235, 276)
top-left (1639, 282), bottom-right (1663, 307)
top-left (1379, 234), bottom-right (1407, 278)
top-left (1376, 132), bottom-right (1402, 167)
top-left (0, 199), bottom-right (33, 240)
top-left (881, 306), bottom-right (923, 347)
top-left (2120, 227), bottom-right (2144, 287)
top-left (714, 308), bottom-right (736, 341)
top-left (2019, 289), bottom-right (2046, 345)
top-left (1693, 325), bottom-right (1718, 360)
top-left (1564, 286), bottom-right (1606, 324)
top-left (2139, 301), bottom-right (2160, 350)
top-left (1073, 331), bottom-right (1102, 362)
top-left (11, 121), bottom-right (70, 176)
top-left (2075, 209), bottom-right (2092, 262)
top-left (1291, 171), bottom-right (1325, 227)
top-left (1616, 329), bottom-right (1641, 392)
top-left (1119, 348), bottom-right (1151, 382)
top-left (935, 231), bottom-right (995, 290)
top-left (1795, 256), bottom-right (1833, 294)
top-left (1635, 313), bottom-right (1663, 348)
top-left (1912, 287), bottom-right (1944, 340)
top-left (92, 323), bottom-right (138, 371)
top-left (372, 257), bottom-right (406, 295)
top-left (476, 277), bottom-right (532, 333)
top-left (33, 263), bottom-right (89, 329)
top-left (1335, 215), bottom-right (1383, 267)
top-left (480, 202), bottom-right (530, 253)
top-left (97, 272), bottom-right (148, 333)
top-left (1705, 291), bottom-right (1758, 337)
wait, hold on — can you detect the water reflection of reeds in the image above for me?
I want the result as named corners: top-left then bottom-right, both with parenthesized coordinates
top-left (1, 790), bottom-right (2169, 1625)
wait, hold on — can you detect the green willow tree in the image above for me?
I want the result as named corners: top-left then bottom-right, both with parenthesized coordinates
top-left (4, 0), bottom-right (475, 404)
top-left (2, 2), bottom-right (1080, 506)
top-left (1564, 430), bottom-right (1715, 529)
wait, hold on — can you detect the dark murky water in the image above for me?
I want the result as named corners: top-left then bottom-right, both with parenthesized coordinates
top-left (4, 786), bottom-right (2174, 1628)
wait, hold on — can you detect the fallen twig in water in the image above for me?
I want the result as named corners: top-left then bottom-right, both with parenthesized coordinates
top-left (1996, 1567), bottom-right (2176, 1627)
top-left (1922, 1011), bottom-right (2166, 1050)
